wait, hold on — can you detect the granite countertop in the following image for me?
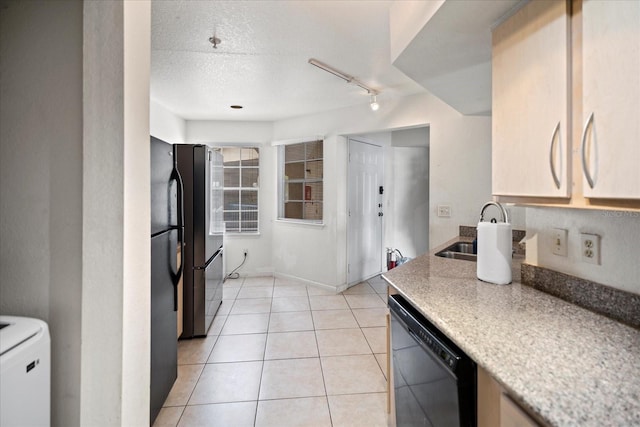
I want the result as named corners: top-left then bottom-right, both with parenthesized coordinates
top-left (382, 237), bottom-right (640, 427)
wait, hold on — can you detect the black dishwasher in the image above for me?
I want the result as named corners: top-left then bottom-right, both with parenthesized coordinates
top-left (389, 294), bottom-right (476, 427)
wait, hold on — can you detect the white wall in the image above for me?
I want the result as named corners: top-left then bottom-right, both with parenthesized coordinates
top-left (122, 1), bottom-right (152, 422)
top-left (391, 147), bottom-right (429, 258)
top-left (185, 120), bottom-right (275, 277)
top-left (272, 134), bottom-right (348, 289)
top-left (272, 91), bottom-right (492, 288)
top-left (187, 120), bottom-right (274, 144)
top-left (0, 1), bottom-right (83, 425)
top-left (426, 103), bottom-right (492, 247)
top-left (150, 99), bottom-right (186, 143)
top-left (0, 1), bottom-right (151, 424)
top-left (82, 1), bottom-right (151, 425)
top-left (525, 207), bottom-right (640, 295)
top-left (392, 126), bottom-right (430, 147)
top-left (390, 128), bottom-right (430, 258)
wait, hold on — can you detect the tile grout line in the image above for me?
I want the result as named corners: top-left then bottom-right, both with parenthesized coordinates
top-left (307, 281), bottom-right (334, 426)
top-left (254, 276), bottom-right (275, 426)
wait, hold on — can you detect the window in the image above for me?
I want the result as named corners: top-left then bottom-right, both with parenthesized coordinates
top-left (279, 140), bottom-right (323, 222)
top-left (222, 147), bottom-right (259, 233)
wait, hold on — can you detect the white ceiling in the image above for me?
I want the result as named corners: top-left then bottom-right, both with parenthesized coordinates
top-left (150, 0), bottom-right (425, 121)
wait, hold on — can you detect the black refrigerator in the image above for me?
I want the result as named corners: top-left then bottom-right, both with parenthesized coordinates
top-left (176, 144), bottom-right (224, 338)
top-left (150, 136), bottom-right (184, 423)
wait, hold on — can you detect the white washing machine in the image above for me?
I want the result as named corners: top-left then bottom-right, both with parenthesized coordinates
top-left (0, 316), bottom-right (50, 427)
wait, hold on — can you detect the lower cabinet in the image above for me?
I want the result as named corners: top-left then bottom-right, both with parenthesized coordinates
top-left (478, 365), bottom-right (541, 427)
top-left (500, 394), bottom-right (540, 427)
top-left (477, 365), bottom-right (502, 427)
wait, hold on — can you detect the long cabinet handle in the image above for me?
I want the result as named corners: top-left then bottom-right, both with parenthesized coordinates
top-left (549, 121), bottom-right (561, 189)
top-left (580, 112), bottom-right (596, 189)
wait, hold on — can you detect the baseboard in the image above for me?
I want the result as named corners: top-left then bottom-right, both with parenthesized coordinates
top-left (273, 272), bottom-right (345, 294)
top-left (347, 271), bottom-right (383, 287)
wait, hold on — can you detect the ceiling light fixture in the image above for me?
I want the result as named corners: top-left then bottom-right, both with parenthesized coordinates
top-left (370, 94), bottom-right (379, 111)
top-left (308, 58), bottom-right (380, 106)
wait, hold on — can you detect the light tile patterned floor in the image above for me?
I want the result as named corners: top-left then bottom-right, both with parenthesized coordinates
top-left (153, 275), bottom-right (390, 427)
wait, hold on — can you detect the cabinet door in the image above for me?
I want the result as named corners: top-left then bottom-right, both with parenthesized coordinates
top-left (492, 0), bottom-right (570, 198)
top-left (500, 394), bottom-right (540, 427)
top-left (581, 0), bottom-right (640, 199)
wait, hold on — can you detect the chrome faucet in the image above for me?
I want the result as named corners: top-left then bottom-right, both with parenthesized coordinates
top-left (479, 201), bottom-right (510, 224)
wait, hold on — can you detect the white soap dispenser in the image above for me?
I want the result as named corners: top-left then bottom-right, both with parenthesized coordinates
top-left (476, 202), bottom-right (512, 285)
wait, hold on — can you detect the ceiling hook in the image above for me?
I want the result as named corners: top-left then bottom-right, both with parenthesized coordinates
top-left (209, 36), bottom-right (221, 49)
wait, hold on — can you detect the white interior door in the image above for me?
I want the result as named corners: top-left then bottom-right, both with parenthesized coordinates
top-left (347, 139), bottom-right (383, 285)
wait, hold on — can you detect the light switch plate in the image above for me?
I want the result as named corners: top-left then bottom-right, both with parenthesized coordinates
top-left (552, 228), bottom-right (568, 257)
top-left (437, 205), bottom-right (451, 217)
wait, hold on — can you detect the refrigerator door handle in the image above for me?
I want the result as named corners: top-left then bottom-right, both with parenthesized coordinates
top-left (193, 250), bottom-right (221, 270)
top-left (170, 165), bottom-right (185, 312)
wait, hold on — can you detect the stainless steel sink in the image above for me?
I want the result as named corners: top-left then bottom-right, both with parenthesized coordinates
top-left (435, 251), bottom-right (477, 261)
top-left (435, 241), bottom-right (477, 261)
top-left (444, 242), bottom-right (475, 254)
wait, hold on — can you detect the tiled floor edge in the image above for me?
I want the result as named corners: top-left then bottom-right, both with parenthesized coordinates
top-left (521, 263), bottom-right (640, 330)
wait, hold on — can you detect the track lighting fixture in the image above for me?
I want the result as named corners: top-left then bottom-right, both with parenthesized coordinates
top-left (308, 58), bottom-right (381, 111)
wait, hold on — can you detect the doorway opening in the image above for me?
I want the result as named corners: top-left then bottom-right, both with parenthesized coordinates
top-left (346, 127), bottom-right (430, 286)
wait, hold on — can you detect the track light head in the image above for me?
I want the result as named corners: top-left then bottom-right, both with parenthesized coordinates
top-left (370, 94), bottom-right (379, 111)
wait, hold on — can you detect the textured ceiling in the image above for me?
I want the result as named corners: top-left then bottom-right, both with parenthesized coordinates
top-left (151, 0), bottom-right (425, 121)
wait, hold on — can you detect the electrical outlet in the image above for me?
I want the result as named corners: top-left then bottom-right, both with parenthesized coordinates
top-left (552, 228), bottom-right (568, 257)
top-left (437, 205), bottom-right (451, 218)
top-left (580, 233), bottom-right (600, 265)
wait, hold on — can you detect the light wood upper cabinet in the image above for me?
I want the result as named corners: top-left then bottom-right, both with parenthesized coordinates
top-left (581, 0), bottom-right (640, 199)
top-left (492, 0), bottom-right (571, 198)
